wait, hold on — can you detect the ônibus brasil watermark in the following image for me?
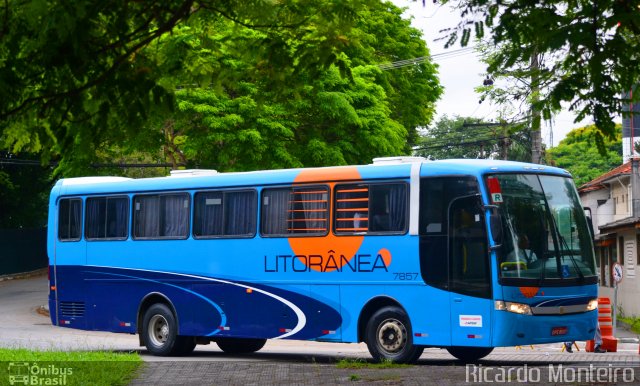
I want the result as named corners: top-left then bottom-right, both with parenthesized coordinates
top-left (466, 364), bottom-right (636, 383)
top-left (7, 362), bottom-right (73, 386)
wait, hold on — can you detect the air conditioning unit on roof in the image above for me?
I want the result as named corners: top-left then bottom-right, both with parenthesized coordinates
top-left (169, 169), bottom-right (219, 177)
top-left (371, 156), bottom-right (427, 165)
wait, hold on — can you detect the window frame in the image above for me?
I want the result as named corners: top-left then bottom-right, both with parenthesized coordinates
top-left (84, 195), bottom-right (130, 241)
top-left (57, 197), bottom-right (83, 242)
top-left (192, 189), bottom-right (258, 239)
top-left (132, 192), bottom-right (191, 240)
top-left (333, 181), bottom-right (409, 236)
top-left (260, 185), bottom-right (330, 238)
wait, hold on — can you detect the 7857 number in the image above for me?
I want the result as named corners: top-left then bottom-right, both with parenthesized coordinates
top-left (393, 272), bottom-right (419, 281)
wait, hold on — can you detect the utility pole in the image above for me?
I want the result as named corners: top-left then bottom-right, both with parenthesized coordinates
top-left (500, 121), bottom-right (510, 160)
top-left (530, 50), bottom-right (543, 164)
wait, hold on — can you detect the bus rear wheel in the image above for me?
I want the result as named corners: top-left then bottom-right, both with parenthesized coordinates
top-left (365, 306), bottom-right (423, 364)
top-left (446, 346), bottom-right (494, 362)
top-left (215, 338), bottom-right (267, 354)
top-left (142, 303), bottom-right (194, 356)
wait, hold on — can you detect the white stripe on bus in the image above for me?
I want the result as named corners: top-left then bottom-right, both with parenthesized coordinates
top-left (87, 265), bottom-right (307, 339)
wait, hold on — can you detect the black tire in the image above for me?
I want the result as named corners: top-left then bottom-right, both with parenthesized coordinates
top-left (446, 346), bottom-right (494, 362)
top-left (142, 303), bottom-right (193, 356)
top-left (215, 338), bottom-right (267, 354)
top-left (365, 306), bottom-right (424, 364)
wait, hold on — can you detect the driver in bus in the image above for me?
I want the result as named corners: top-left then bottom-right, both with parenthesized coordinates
top-left (505, 233), bottom-right (538, 266)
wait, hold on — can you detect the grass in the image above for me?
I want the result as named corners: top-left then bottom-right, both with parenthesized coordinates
top-left (619, 316), bottom-right (640, 334)
top-left (349, 374), bottom-right (361, 381)
top-left (339, 358), bottom-right (408, 383)
top-left (336, 358), bottom-right (412, 369)
top-left (0, 348), bottom-right (142, 386)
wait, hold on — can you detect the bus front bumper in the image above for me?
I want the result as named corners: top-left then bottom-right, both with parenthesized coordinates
top-left (491, 309), bottom-right (598, 347)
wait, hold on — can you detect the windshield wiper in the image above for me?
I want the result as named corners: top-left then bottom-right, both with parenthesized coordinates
top-left (548, 208), bottom-right (584, 281)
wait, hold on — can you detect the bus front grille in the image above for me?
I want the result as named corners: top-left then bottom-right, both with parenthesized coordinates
top-left (59, 301), bottom-right (85, 318)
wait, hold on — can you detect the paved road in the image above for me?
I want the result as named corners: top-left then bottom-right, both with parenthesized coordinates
top-left (2, 274), bottom-right (640, 385)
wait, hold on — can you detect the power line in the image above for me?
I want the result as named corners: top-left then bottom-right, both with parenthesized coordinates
top-left (377, 47), bottom-right (476, 70)
top-left (418, 136), bottom-right (498, 149)
top-left (415, 119), bottom-right (529, 153)
top-left (414, 135), bottom-right (511, 151)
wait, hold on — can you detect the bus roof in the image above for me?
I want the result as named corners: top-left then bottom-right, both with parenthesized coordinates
top-left (52, 158), bottom-right (571, 197)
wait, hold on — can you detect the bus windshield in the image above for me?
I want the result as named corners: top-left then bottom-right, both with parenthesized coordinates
top-left (487, 173), bottom-right (597, 284)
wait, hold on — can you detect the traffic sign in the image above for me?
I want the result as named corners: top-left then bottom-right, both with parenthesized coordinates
top-left (612, 262), bottom-right (623, 283)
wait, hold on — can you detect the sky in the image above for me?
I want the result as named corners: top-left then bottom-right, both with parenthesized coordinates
top-left (393, 1), bottom-right (595, 147)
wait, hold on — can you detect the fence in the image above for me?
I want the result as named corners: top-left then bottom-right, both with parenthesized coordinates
top-left (0, 228), bottom-right (47, 276)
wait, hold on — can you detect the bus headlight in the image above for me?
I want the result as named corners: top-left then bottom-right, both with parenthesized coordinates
top-left (495, 300), bottom-right (532, 315)
top-left (586, 299), bottom-right (598, 311)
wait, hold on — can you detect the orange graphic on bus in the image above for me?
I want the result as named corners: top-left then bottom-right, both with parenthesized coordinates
top-left (288, 167), bottom-right (384, 272)
top-left (519, 287), bottom-right (539, 298)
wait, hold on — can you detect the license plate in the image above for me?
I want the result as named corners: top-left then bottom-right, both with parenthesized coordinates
top-left (551, 326), bottom-right (568, 336)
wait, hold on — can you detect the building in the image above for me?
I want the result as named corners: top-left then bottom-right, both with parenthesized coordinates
top-left (579, 159), bottom-right (640, 316)
top-left (622, 88), bottom-right (640, 163)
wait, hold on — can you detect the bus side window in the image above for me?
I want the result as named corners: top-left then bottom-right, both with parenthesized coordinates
top-left (369, 184), bottom-right (406, 233)
top-left (419, 176), bottom-right (487, 296)
top-left (193, 190), bottom-right (257, 238)
top-left (85, 196), bottom-right (129, 240)
top-left (419, 179), bottom-right (448, 290)
top-left (261, 186), bottom-right (329, 237)
top-left (133, 193), bottom-right (190, 239)
top-left (58, 198), bottom-right (82, 241)
top-left (334, 183), bottom-right (407, 235)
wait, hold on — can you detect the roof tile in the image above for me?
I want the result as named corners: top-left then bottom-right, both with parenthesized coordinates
top-left (578, 162), bottom-right (631, 192)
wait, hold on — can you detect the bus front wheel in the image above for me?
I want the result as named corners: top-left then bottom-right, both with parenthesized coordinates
top-left (365, 306), bottom-right (423, 364)
top-left (215, 338), bottom-right (267, 354)
top-left (142, 303), bottom-right (195, 356)
top-left (446, 346), bottom-right (494, 362)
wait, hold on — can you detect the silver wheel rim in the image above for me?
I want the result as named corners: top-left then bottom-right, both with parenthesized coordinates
top-left (377, 318), bottom-right (407, 354)
top-left (148, 315), bottom-right (170, 347)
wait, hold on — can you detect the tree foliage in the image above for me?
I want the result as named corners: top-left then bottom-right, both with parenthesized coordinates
top-left (0, 0), bottom-right (385, 173)
top-left (443, 0), bottom-right (640, 151)
top-left (546, 124), bottom-right (622, 186)
top-left (0, 153), bottom-right (52, 228)
top-left (85, 1), bottom-right (442, 172)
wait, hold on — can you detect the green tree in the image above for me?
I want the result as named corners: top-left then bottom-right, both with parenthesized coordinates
top-left (443, 0), bottom-right (640, 151)
top-left (546, 124), bottom-right (622, 186)
top-left (474, 41), bottom-right (554, 164)
top-left (0, 0), bottom-right (376, 173)
top-left (415, 115), bottom-right (530, 161)
top-left (92, 1), bottom-right (442, 172)
top-left (0, 153), bottom-right (52, 228)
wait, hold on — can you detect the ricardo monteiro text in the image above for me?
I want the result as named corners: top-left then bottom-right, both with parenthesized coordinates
top-left (466, 364), bottom-right (635, 383)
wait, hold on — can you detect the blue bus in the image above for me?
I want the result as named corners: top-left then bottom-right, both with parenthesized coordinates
top-left (47, 157), bottom-right (598, 363)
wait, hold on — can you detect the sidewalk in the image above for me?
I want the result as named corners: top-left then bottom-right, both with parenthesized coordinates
top-left (128, 324), bottom-right (640, 385)
top-left (0, 267), bottom-right (47, 282)
top-left (129, 345), bottom-right (640, 386)
top-left (616, 319), bottom-right (640, 342)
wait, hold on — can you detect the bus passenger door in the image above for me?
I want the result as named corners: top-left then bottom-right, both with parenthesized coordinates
top-left (448, 195), bottom-right (492, 347)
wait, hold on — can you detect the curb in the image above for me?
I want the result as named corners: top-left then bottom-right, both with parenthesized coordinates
top-left (0, 267), bottom-right (47, 282)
